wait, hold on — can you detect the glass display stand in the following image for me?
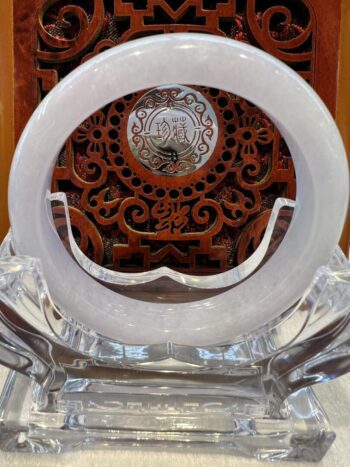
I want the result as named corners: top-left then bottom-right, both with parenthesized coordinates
top-left (0, 199), bottom-right (349, 462)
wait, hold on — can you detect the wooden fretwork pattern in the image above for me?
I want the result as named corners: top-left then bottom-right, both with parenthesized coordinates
top-left (13, 0), bottom-right (342, 273)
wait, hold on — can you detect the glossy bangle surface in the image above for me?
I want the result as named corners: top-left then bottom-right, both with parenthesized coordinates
top-left (9, 33), bottom-right (349, 345)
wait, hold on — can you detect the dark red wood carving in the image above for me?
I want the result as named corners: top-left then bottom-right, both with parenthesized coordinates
top-left (13, 0), bottom-right (342, 274)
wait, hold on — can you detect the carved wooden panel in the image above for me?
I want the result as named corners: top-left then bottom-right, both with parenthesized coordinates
top-left (13, 0), bottom-right (342, 274)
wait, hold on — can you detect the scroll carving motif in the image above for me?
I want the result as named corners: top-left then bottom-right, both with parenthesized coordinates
top-left (37, 0), bottom-right (315, 273)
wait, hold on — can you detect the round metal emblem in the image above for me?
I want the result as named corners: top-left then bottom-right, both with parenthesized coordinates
top-left (127, 85), bottom-right (218, 176)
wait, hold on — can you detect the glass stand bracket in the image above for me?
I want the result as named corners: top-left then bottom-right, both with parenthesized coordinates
top-left (0, 228), bottom-right (349, 461)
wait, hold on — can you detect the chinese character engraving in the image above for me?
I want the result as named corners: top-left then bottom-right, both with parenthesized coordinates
top-left (152, 201), bottom-right (190, 234)
top-left (172, 116), bottom-right (190, 144)
top-left (128, 85), bottom-right (218, 176)
top-left (155, 117), bottom-right (171, 146)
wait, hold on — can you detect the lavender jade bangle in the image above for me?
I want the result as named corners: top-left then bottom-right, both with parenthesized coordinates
top-left (8, 34), bottom-right (349, 345)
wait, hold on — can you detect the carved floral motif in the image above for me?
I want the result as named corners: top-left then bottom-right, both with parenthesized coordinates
top-left (37, 0), bottom-right (315, 273)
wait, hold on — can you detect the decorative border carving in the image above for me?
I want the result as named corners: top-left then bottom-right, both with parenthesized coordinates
top-left (13, 0), bottom-right (342, 273)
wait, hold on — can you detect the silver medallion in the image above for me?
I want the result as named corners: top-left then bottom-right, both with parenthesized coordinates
top-left (127, 85), bottom-right (218, 176)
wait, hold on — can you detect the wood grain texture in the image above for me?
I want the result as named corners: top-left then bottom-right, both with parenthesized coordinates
top-left (0, 0), bottom-right (14, 241)
top-left (337, 0), bottom-right (350, 254)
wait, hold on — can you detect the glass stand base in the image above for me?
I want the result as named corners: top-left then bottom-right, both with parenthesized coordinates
top-left (0, 370), bottom-right (335, 462)
top-left (1, 234), bottom-right (349, 462)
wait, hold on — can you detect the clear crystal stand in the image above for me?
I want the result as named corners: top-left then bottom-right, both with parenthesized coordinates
top-left (0, 200), bottom-right (349, 462)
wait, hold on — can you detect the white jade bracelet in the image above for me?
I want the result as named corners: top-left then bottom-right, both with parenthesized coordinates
top-left (9, 34), bottom-right (349, 345)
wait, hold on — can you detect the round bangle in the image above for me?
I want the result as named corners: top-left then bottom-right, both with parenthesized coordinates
top-left (9, 33), bottom-right (349, 346)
